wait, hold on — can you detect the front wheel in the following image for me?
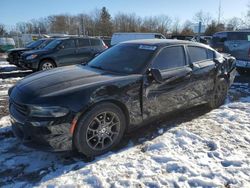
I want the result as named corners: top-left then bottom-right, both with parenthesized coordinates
top-left (207, 78), bottom-right (228, 109)
top-left (39, 60), bottom-right (55, 71)
top-left (74, 102), bottom-right (126, 157)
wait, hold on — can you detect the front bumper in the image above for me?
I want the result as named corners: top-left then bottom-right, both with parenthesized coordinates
top-left (19, 58), bottom-right (40, 70)
top-left (10, 103), bottom-right (74, 152)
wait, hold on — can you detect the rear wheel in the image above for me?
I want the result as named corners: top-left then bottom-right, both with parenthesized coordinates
top-left (39, 59), bottom-right (55, 71)
top-left (74, 103), bottom-right (126, 157)
top-left (207, 78), bottom-right (228, 109)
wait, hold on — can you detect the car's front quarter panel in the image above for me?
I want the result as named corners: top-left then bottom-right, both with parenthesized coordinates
top-left (46, 74), bottom-right (144, 128)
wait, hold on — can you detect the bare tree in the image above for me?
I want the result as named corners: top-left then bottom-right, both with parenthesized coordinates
top-left (0, 24), bottom-right (6, 36)
top-left (193, 10), bottom-right (212, 26)
top-left (48, 14), bottom-right (71, 34)
top-left (181, 20), bottom-right (194, 35)
top-left (155, 15), bottom-right (172, 35)
top-left (226, 17), bottom-right (243, 30)
top-left (172, 17), bottom-right (181, 35)
top-left (113, 13), bottom-right (142, 32)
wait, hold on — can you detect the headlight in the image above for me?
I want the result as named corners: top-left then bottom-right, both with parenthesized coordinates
top-left (29, 105), bottom-right (69, 117)
top-left (26, 54), bottom-right (38, 60)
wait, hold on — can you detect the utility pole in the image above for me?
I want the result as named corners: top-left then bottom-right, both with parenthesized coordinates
top-left (218, 0), bottom-right (222, 24)
top-left (198, 21), bottom-right (202, 42)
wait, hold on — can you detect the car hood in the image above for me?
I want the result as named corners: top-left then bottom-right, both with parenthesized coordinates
top-left (21, 48), bottom-right (50, 57)
top-left (11, 65), bottom-right (134, 103)
top-left (8, 48), bottom-right (30, 53)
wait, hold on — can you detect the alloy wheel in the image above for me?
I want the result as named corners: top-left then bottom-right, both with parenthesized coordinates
top-left (86, 111), bottom-right (121, 151)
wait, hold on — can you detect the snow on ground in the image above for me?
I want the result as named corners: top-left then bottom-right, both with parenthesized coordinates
top-left (0, 60), bottom-right (33, 77)
top-left (0, 60), bottom-right (250, 187)
top-left (37, 99), bottom-right (250, 188)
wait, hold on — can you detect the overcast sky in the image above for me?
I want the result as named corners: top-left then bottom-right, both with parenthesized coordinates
top-left (0, 0), bottom-right (249, 27)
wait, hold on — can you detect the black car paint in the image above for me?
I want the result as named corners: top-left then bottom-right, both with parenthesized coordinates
top-left (9, 40), bottom-right (236, 152)
top-left (19, 37), bottom-right (107, 71)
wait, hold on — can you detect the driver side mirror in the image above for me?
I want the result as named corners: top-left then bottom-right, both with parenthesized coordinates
top-left (58, 45), bottom-right (65, 50)
top-left (149, 68), bottom-right (163, 83)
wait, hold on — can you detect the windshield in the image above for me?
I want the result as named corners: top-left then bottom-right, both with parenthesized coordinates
top-left (43, 39), bottom-right (62, 49)
top-left (38, 39), bottom-right (53, 49)
top-left (88, 43), bottom-right (157, 74)
top-left (26, 40), bottom-right (44, 48)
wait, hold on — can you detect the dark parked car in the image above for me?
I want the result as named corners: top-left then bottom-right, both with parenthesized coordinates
top-left (7, 38), bottom-right (54, 67)
top-left (9, 39), bottom-right (236, 157)
top-left (19, 37), bottom-right (108, 71)
top-left (211, 31), bottom-right (250, 74)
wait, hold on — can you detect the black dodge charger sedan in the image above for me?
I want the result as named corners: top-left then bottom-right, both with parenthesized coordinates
top-left (9, 39), bottom-right (236, 157)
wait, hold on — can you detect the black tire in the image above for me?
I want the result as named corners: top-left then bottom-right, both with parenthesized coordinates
top-left (74, 102), bottom-right (126, 157)
top-left (207, 78), bottom-right (228, 109)
top-left (39, 59), bottom-right (55, 71)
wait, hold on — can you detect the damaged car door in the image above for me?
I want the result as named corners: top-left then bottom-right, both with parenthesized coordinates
top-left (142, 45), bottom-right (193, 119)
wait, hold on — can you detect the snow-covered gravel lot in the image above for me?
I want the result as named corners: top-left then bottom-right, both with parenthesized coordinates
top-left (0, 61), bottom-right (250, 188)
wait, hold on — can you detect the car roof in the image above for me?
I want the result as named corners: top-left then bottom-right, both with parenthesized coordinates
top-left (58, 37), bottom-right (101, 40)
top-left (214, 31), bottom-right (250, 35)
top-left (122, 39), bottom-right (211, 49)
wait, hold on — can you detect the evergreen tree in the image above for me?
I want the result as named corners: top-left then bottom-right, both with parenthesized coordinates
top-left (99, 7), bottom-right (113, 36)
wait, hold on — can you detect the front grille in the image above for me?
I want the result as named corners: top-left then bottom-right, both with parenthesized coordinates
top-left (10, 99), bottom-right (28, 116)
top-left (8, 53), bottom-right (20, 63)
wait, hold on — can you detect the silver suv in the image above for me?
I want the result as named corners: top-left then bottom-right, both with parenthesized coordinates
top-left (211, 31), bottom-right (250, 74)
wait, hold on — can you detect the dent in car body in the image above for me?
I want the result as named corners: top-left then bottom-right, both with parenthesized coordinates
top-left (9, 40), bottom-right (236, 152)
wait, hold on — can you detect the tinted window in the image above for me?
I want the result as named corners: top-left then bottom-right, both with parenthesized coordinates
top-left (228, 32), bottom-right (250, 41)
top-left (26, 40), bottom-right (44, 48)
top-left (78, 39), bottom-right (90, 47)
top-left (212, 32), bottom-right (227, 44)
top-left (207, 49), bottom-right (214, 59)
top-left (88, 43), bottom-right (156, 74)
top-left (155, 34), bottom-right (165, 39)
top-left (90, 39), bottom-right (101, 46)
top-left (38, 40), bottom-right (52, 49)
top-left (44, 39), bottom-right (62, 49)
top-left (188, 46), bottom-right (208, 63)
top-left (62, 39), bottom-right (75, 49)
top-left (153, 46), bottom-right (185, 70)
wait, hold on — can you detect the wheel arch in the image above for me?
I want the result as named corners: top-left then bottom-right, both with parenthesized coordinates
top-left (71, 99), bottom-right (130, 136)
top-left (71, 99), bottom-right (130, 154)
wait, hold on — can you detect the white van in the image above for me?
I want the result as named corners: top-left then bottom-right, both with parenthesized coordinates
top-left (111, 32), bottom-right (166, 46)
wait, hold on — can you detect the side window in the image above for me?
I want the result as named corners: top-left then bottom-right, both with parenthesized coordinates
top-left (62, 40), bottom-right (75, 49)
top-left (188, 46), bottom-right (208, 63)
top-left (213, 32), bottom-right (227, 44)
top-left (152, 46), bottom-right (185, 70)
top-left (207, 49), bottom-right (214, 59)
top-left (78, 39), bottom-right (90, 47)
top-left (90, 39), bottom-right (101, 46)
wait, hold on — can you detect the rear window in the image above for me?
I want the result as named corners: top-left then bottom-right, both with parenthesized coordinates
top-left (188, 46), bottom-right (208, 63)
top-left (228, 32), bottom-right (250, 41)
top-left (90, 39), bottom-right (101, 46)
